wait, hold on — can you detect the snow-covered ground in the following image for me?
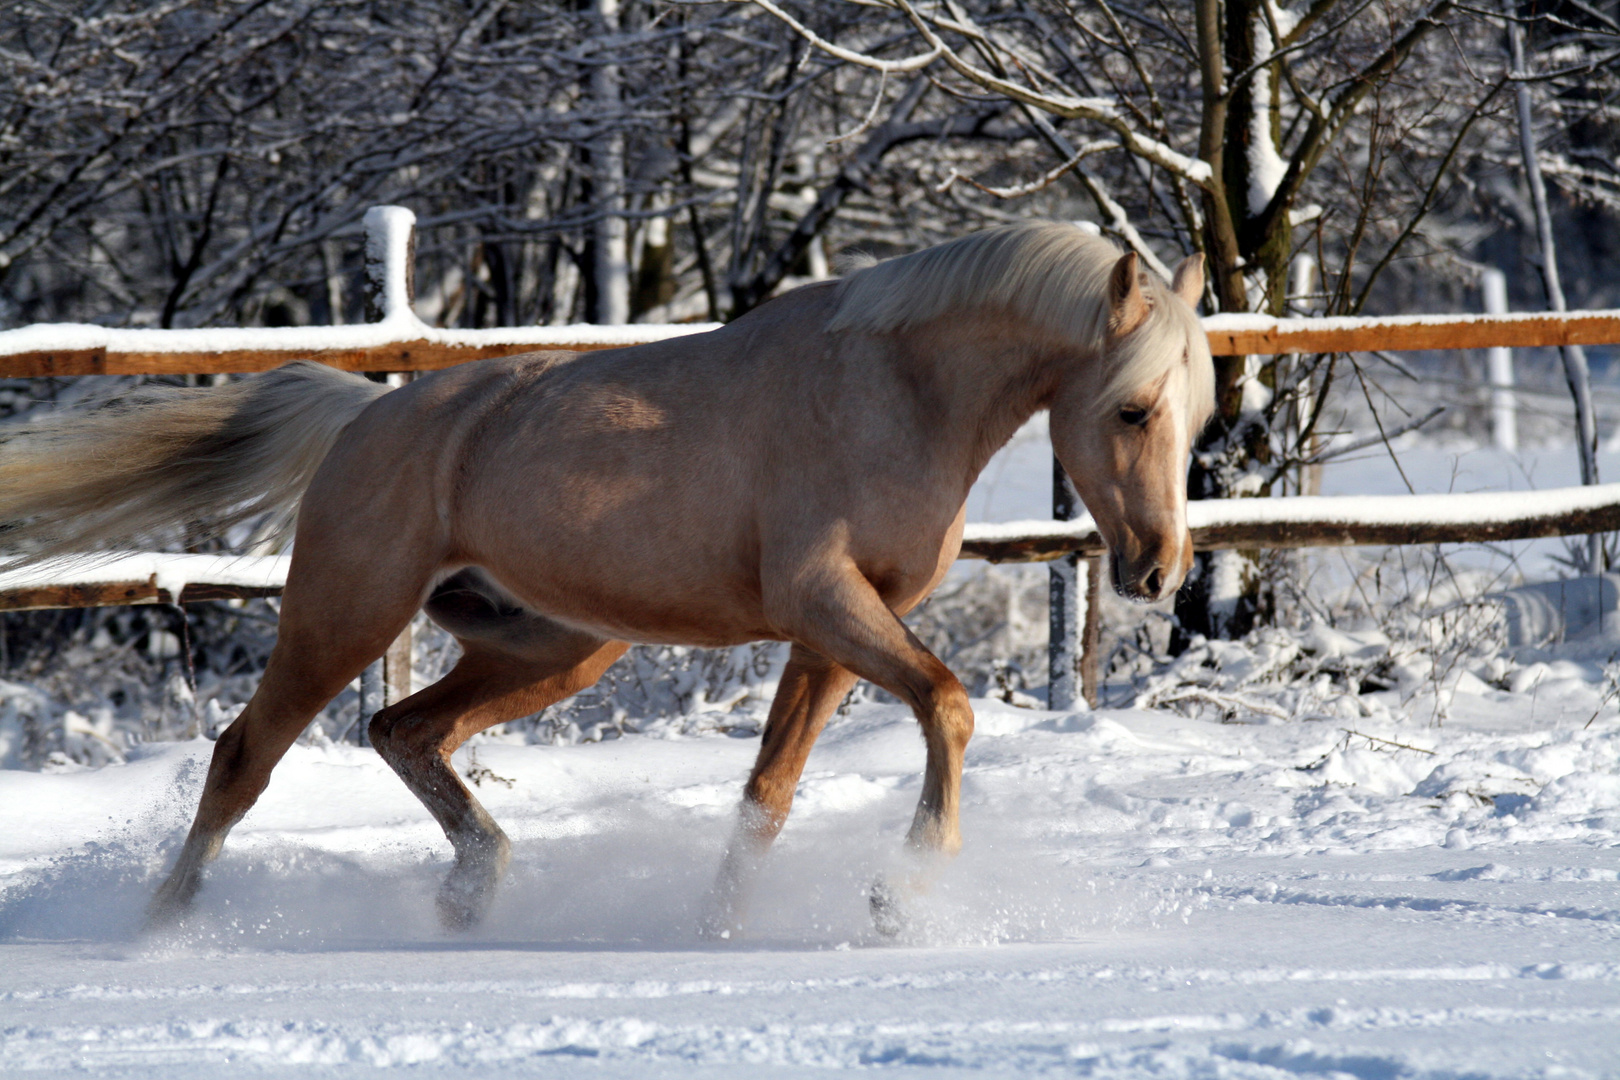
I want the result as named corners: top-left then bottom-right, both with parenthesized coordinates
top-left (5, 428), bottom-right (1620, 1077)
top-left (4, 689), bottom-right (1619, 1077)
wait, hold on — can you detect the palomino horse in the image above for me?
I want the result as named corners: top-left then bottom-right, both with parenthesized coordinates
top-left (0, 223), bottom-right (1213, 933)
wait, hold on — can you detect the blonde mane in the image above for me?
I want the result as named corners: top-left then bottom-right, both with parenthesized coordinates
top-left (827, 222), bottom-right (1211, 422)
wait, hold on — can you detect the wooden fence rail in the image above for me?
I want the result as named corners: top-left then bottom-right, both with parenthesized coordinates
top-left (0, 328), bottom-right (709, 379)
top-left (959, 483), bottom-right (1620, 562)
top-left (1202, 310), bottom-right (1620, 357)
top-left (7, 305), bottom-right (1620, 378)
top-left (0, 554), bottom-right (288, 612)
top-left (5, 202), bottom-right (1620, 377)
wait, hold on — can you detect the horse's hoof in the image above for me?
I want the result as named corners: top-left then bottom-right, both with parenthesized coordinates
top-left (436, 869), bottom-right (495, 930)
top-left (436, 890), bottom-right (485, 931)
top-left (436, 836), bottom-right (510, 931)
top-left (868, 875), bottom-right (909, 938)
top-left (696, 888), bottom-right (747, 941)
top-left (144, 869), bottom-right (201, 933)
top-left (697, 875), bottom-right (749, 941)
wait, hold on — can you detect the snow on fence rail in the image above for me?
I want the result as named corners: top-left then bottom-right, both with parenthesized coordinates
top-left (0, 207), bottom-right (718, 377)
top-left (6, 303), bottom-right (1620, 377)
top-left (8, 482), bottom-right (1620, 613)
top-left (1202, 309), bottom-right (1620, 357)
top-left (0, 554), bottom-right (289, 612)
top-left (0, 320), bottom-right (717, 379)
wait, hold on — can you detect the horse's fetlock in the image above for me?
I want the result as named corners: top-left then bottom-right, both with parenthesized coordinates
top-left (742, 781), bottom-right (794, 825)
top-left (453, 823), bottom-right (510, 864)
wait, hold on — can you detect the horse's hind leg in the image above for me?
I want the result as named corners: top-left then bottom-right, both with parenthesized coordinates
top-left (704, 646), bottom-right (857, 937)
top-left (370, 591), bottom-right (627, 929)
top-left (148, 556), bottom-right (432, 928)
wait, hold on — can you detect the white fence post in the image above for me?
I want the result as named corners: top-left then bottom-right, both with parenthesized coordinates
top-left (356, 207), bottom-right (417, 741)
top-left (1481, 268), bottom-right (1517, 452)
top-left (362, 205), bottom-right (417, 324)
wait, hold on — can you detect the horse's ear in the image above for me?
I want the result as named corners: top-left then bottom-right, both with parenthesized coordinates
top-left (1170, 252), bottom-right (1205, 307)
top-left (1108, 252), bottom-right (1149, 336)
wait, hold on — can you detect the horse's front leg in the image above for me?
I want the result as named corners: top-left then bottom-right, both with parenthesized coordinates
top-left (767, 562), bottom-right (975, 936)
top-left (703, 646), bottom-right (857, 938)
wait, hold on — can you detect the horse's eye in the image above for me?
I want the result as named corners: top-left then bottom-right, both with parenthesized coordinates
top-left (1119, 405), bottom-right (1149, 426)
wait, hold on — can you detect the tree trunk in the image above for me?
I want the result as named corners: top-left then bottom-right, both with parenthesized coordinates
top-left (1176, 0), bottom-right (1292, 643)
top-left (1507, 7), bottom-right (1601, 571)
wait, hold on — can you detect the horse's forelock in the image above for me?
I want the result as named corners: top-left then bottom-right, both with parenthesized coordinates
top-left (1096, 294), bottom-right (1213, 435)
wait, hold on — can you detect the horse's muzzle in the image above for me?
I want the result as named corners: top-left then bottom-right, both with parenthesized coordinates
top-left (1109, 532), bottom-right (1190, 604)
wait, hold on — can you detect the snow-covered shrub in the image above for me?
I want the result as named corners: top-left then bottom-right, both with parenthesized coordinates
top-left (441, 564), bottom-right (1050, 744)
top-left (456, 635), bottom-right (793, 745)
top-left (903, 565), bottom-right (1049, 701)
top-left (1116, 548), bottom-right (1521, 727)
top-left (0, 601), bottom-right (281, 769)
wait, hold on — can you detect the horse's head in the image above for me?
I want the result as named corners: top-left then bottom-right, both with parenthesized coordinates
top-left (1050, 251), bottom-right (1214, 603)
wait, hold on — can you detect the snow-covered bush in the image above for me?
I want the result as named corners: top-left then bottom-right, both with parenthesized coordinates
top-left (1111, 549), bottom-right (1522, 728)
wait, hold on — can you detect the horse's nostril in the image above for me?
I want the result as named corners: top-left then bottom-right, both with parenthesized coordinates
top-left (1142, 567), bottom-right (1163, 597)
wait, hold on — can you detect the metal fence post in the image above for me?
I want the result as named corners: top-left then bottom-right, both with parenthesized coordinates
top-left (1048, 460), bottom-right (1086, 710)
top-left (1482, 268), bottom-right (1517, 452)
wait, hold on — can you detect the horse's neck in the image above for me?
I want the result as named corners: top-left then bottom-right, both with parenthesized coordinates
top-left (890, 317), bottom-right (1065, 484)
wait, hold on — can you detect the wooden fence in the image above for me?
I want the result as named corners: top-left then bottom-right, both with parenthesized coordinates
top-left (5, 206), bottom-right (1620, 711)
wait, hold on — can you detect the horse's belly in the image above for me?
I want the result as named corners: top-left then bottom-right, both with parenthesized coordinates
top-left (469, 554), bottom-right (777, 649)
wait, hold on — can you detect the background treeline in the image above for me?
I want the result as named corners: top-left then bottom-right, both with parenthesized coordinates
top-left (5, 0), bottom-right (1617, 336)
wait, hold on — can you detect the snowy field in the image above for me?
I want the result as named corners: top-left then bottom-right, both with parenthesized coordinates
top-left (3, 431), bottom-right (1620, 1077)
top-left (3, 695), bottom-right (1619, 1077)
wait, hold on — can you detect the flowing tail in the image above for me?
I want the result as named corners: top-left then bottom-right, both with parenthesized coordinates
top-left (0, 361), bottom-right (391, 568)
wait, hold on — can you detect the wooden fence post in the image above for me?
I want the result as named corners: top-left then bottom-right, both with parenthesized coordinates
top-left (1082, 555), bottom-right (1101, 708)
top-left (356, 207), bottom-right (416, 737)
top-left (363, 205), bottom-right (417, 324)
